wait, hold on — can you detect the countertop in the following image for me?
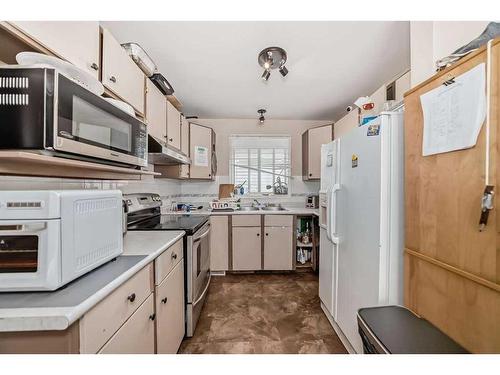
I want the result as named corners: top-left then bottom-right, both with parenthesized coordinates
top-left (167, 207), bottom-right (320, 217)
top-left (0, 230), bottom-right (185, 332)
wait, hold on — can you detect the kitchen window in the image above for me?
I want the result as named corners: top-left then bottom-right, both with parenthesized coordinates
top-left (229, 135), bottom-right (291, 195)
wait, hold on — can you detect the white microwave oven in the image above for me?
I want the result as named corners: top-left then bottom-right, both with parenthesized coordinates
top-left (0, 190), bottom-right (124, 291)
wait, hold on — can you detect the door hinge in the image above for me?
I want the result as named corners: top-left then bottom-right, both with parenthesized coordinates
top-left (479, 185), bottom-right (494, 232)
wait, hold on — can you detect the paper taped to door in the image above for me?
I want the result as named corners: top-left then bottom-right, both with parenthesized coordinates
top-left (194, 145), bottom-right (209, 166)
top-left (420, 63), bottom-right (486, 156)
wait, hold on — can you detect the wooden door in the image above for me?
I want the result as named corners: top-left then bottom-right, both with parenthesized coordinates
top-left (304, 125), bottom-right (333, 179)
top-left (155, 261), bottom-right (185, 354)
top-left (189, 123), bottom-right (212, 179)
top-left (404, 39), bottom-right (500, 353)
top-left (98, 294), bottom-right (155, 354)
top-left (146, 79), bottom-right (167, 141)
top-left (264, 222), bottom-right (293, 270)
top-left (210, 216), bottom-right (229, 271)
top-left (166, 101), bottom-right (181, 149)
top-left (10, 21), bottom-right (100, 79)
top-left (232, 226), bottom-right (261, 270)
top-left (101, 28), bottom-right (145, 114)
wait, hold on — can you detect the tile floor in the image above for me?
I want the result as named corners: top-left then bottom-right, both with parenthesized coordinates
top-left (179, 272), bottom-right (347, 354)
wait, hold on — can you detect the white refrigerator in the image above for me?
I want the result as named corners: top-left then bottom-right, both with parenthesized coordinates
top-left (319, 111), bottom-right (404, 353)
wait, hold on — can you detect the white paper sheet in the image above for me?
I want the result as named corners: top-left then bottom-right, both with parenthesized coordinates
top-left (420, 63), bottom-right (486, 156)
top-left (194, 145), bottom-right (209, 166)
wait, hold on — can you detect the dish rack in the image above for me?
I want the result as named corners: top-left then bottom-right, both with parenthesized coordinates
top-left (209, 199), bottom-right (239, 211)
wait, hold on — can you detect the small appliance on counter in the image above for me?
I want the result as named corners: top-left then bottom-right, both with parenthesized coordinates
top-left (0, 190), bottom-right (124, 292)
top-left (306, 194), bottom-right (319, 208)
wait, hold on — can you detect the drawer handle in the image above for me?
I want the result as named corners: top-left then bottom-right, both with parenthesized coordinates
top-left (161, 297), bottom-right (168, 304)
top-left (171, 253), bottom-right (178, 260)
top-left (149, 313), bottom-right (156, 321)
top-left (127, 293), bottom-right (136, 303)
top-left (109, 75), bottom-right (117, 83)
top-left (91, 62), bottom-right (99, 71)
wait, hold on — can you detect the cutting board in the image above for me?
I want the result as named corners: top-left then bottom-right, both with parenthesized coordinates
top-left (218, 184), bottom-right (234, 199)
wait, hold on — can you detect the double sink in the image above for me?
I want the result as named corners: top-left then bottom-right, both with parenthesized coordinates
top-left (238, 205), bottom-right (288, 212)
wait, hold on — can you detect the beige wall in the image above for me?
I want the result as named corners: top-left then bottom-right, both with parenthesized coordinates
top-left (410, 21), bottom-right (489, 86)
top-left (192, 119), bottom-right (332, 176)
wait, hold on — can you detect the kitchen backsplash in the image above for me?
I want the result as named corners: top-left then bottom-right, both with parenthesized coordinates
top-left (0, 174), bottom-right (319, 209)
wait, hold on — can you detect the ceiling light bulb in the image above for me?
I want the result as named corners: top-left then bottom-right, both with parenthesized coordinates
top-left (259, 116), bottom-right (265, 124)
top-left (279, 65), bottom-right (288, 77)
top-left (261, 69), bottom-right (271, 81)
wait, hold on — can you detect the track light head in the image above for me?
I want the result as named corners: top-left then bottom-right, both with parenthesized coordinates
top-left (261, 69), bottom-right (271, 81)
top-left (279, 64), bottom-right (288, 77)
top-left (257, 109), bottom-right (266, 125)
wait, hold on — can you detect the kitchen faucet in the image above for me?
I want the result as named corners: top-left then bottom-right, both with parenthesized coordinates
top-left (253, 199), bottom-right (262, 207)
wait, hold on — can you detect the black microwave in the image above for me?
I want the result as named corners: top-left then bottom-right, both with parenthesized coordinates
top-left (0, 67), bottom-right (147, 168)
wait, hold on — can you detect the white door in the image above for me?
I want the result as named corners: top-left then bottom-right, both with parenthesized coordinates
top-left (336, 123), bottom-right (382, 353)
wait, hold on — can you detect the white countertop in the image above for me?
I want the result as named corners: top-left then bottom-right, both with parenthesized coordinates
top-left (167, 207), bottom-right (320, 216)
top-left (0, 231), bottom-right (184, 332)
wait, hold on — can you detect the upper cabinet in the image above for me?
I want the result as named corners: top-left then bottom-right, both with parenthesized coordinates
top-left (166, 101), bottom-right (181, 150)
top-left (302, 124), bottom-right (333, 180)
top-left (9, 21), bottom-right (100, 79)
top-left (334, 109), bottom-right (359, 140)
top-left (146, 79), bottom-right (167, 142)
top-left (101, 28), bottom-right (145, 114)
top-left (189, 123), bottom-right (214, 180)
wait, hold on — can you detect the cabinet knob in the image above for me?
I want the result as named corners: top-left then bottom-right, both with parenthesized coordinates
top-left (127, 293), bottom-right (136, 303)
top-left (91, 63), bottom-right (99, 71)
top-left (149, 313), bottom-right (156, 321)
top-left (169, 138), bottom-right (173, 142)
top-left (208, 174), bottom-right (211, 177)
top-left (309, 173), bottom-right (312, 177)
top-left (257, 233), bottom-right (260, 237)
top-left (161, 297), bottom-right (168, 304)
top-left (171, 253), bottom-right (177, 260)
top-left (109, 76), bottom-right (117, 83)
top-left (266, 233), bottom-right (269, 236)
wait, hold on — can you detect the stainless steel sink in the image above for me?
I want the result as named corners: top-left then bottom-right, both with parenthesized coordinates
top-left (260, 206), bottom-right (287, 211)
top-left (238, 206), bottom-right (261, 211)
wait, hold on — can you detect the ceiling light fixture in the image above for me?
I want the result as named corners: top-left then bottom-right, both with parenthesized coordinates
top-left (258, 109), bottom-right (266, 125)
top-left (258, 46), bottom-right (288, 81)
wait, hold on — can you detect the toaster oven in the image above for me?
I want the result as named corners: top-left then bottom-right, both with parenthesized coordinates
top-left (0, 190), bottom-right (124, 291)
top-left (0, 66), bottom-right (147, 168)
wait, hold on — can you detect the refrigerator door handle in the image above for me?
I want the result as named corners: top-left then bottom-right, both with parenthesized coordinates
top-left (326, 187), bottom-right (332, 241)
top-left (330, 184), bottom-right (341, 244)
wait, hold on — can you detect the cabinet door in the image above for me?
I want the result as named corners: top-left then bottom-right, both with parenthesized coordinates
top-left (307, 125), bottom-right (333, 179)
top-left (189, 123), bottom-right (212, 179)
top-left (99, 294), bottom-right (155, 354)
top-left (264, 216), bottom-right (293, 270)
top-left (102, 28), bottom-right (145, 114)
top-left (232, 227), bottom-right (261, 270)
top-left (210, 216), bottom-right (229, 271)
top-left (166, 101), bottom-right (181, 149)
top-left (10, 21), bottom-right (100, 79)
top-left (155, 261), bottom-right (185, 354)
top-left (146, 79), bottom-right (167, 142)
top-left (334, 110), bottom-right (359, 140)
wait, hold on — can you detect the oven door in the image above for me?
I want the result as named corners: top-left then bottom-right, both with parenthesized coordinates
top-left (186, 221), bottom-right (211, 336)
top-left (54, 74), bottom-right (147, 167)
top-left (0, 220), bottom-right (61, 291)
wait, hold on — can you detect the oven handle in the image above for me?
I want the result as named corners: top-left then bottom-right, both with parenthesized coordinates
top-left (192, 272), bottom-right (211, 307)
top-left (193, 226), bottom-right (210, 243)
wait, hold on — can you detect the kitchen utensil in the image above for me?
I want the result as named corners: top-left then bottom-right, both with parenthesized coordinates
top-left (15, 52), bottom-right (104, 95)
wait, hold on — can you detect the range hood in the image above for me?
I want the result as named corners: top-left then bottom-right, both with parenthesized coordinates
top-left (148, 135), bottom-right (191, 165)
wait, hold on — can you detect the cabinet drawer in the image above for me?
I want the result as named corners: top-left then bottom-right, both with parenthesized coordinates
top-left (99, 294), bottom-right (155, 354)
top-left (79, 263), bottom-right (153, 353)
top-left (155, 260), bottom-right (185, 354)
top-left (155, 238), bottom-right (183, 285)
top-left (264, 215), bottom-right (293, 227)
top-left (232, 215), bottom-right (261, 227)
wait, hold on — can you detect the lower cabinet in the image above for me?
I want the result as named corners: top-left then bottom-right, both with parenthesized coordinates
top-left (263, 226), bottom-right (293, 270)
top-left (232, 226), bottom-right (262, 270)
top-left (210, 216), bottom-right (229, 271)
top-left (99, 294), bottom-right (155, 354)
top-left (155, 260), bottom-right (185, 354)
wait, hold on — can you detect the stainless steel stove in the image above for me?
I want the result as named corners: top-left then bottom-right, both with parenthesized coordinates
top-left (125, 193), bottom-right (210, 337)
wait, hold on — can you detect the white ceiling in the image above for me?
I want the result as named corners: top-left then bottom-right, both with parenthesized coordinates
top-left (102, 21), bottom-right (410, 121)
